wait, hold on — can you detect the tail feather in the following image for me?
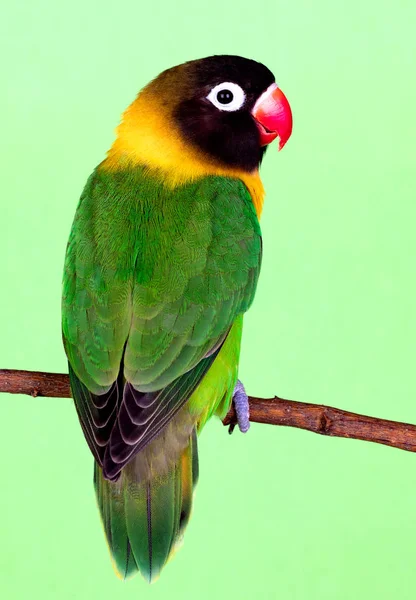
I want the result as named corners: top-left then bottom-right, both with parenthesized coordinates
top-left (94, 462), bottom-right (139, 579)
top-left (94, 428), bottom-right (198, 582)
top-left (177, 428), bottom-right (198, 539)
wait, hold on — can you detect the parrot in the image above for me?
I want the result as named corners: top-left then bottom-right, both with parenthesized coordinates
top-left (62, 55), bottom-right (292, 583)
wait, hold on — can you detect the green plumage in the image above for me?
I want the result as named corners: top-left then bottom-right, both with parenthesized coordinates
top-left (94, 428), bottom-right (198, 581)
top-left (62, 164), bottom-right (262, 581)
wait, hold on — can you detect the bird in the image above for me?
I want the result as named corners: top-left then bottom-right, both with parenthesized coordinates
top-left (61, 54), bottom-right (292, 583)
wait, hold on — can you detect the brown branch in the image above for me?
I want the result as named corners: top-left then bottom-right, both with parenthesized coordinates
top-left (0, 369), bottom-right (71, 397)
top-left (223, 397), bottom-right (416, 453)
top-left (1, 368), bottom-right (416, 454)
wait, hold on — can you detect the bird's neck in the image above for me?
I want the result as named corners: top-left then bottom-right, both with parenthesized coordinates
top-left (102, 91), bottom-right (265, 218)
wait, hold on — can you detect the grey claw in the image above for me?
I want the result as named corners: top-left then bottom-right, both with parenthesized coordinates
top-left (232, 379), bottom-right (250, 433)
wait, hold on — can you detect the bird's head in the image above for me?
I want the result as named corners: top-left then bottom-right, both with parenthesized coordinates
top-left (108, 55), bottom-right (292, 180)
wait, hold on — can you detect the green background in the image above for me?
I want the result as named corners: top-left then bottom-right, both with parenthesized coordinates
top-left (1, 0), bottom-right (415, 598)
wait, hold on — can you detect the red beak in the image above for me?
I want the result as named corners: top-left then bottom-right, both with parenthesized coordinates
top-left (251, 83), bottom-right (293, 150)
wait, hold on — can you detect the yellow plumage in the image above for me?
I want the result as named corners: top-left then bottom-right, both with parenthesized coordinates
top-left (103, 85), bottom-right (265, 217)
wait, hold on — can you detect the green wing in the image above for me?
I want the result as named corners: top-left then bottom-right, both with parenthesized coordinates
top-left (62, 165), bottom-right (262, 479)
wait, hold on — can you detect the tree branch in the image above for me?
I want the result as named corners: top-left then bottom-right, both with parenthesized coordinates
top-left (1, 368), bottom-right (416, 454)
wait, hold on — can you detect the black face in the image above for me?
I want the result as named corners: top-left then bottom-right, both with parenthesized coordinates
top-left (173, 55), bottom-right (275, 172)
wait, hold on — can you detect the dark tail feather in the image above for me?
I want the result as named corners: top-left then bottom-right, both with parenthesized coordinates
top-left (94, 429), bottom-right (198, 582)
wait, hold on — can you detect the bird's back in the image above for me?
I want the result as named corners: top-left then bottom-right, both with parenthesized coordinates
top-left (62, 163), bottom-right (262, 580)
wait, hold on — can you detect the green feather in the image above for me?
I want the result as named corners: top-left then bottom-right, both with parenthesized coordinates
top-left (62, 165), bottom-right (261, 396)
top-left (62, 164), bottom-right (262, 580)
top-left (94, 462), bottom-right (139, 579)
top-left (94, 427), bottom-right (198, 582)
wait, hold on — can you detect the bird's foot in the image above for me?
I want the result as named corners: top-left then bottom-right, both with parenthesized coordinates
top-left (229, 379), bottom-right (250, 435)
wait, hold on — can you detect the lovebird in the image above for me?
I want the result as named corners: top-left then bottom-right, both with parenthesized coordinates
top-left (62, 55), bottom-right (292, 582)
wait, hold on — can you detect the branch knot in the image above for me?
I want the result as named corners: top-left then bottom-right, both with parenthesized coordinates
top-left (318, 411), bottom-right (332, 435)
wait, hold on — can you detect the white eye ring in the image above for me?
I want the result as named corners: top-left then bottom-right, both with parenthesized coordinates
top-left (206, 82), bottom-right (246, 112)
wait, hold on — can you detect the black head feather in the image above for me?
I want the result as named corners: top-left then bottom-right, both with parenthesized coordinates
top-left (168, 55), bottom-right (275, 171)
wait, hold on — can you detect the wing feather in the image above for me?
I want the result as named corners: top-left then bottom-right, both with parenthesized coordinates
top-left (62, 167), bottom-right (262, 479)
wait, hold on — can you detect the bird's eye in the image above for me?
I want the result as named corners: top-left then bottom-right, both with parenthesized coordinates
top-left (217, 89), bottom-right (234, 104)
top-left (206, 82), bottom-right (246, 112)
